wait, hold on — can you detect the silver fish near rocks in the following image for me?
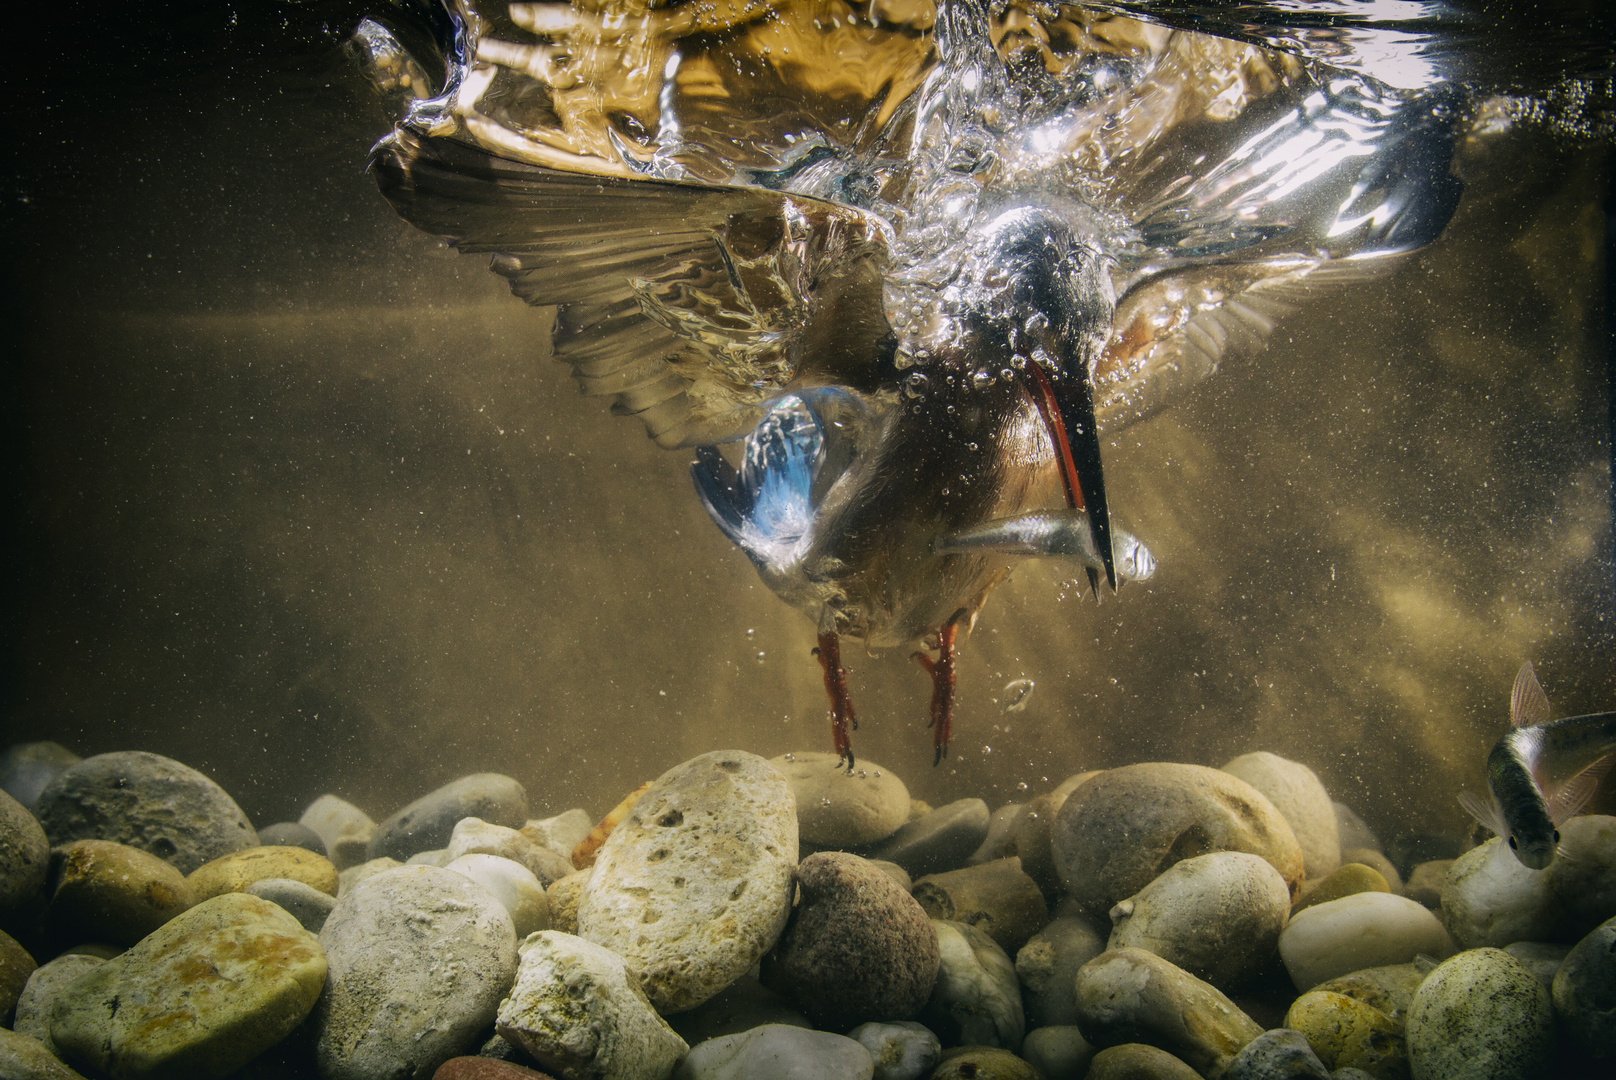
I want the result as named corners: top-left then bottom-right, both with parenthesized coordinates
top-left (1460, 662), bottom-right (1616, 869)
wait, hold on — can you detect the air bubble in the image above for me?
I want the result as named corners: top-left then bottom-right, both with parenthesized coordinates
top-left (971, 369), bottom-right (993, 389)
top-left (903, 372), bottom-right (930, 399)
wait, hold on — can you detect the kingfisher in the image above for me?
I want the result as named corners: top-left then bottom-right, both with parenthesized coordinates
top-left (358, 0), bottom-right (1462, 768)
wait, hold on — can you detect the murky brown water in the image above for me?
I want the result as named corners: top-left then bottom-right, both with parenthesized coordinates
top-left (7, 2), bottom-right (1612, 851)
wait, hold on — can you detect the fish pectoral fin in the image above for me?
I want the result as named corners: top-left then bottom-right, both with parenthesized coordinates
top-left (1457, 790), bottom-right (1509, 838)
top-left (1511, 661), bottom-right (1552, 728)
top-left (1546, 752), bottom-right (1616, 827)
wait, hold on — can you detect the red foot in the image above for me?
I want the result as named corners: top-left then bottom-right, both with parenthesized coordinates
top-left (814, 631), bottom-right (858, 770)
top-left (912, 619), bottom-right (960, 766)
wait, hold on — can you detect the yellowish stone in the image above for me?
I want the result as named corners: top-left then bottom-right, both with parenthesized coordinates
top-left (187, 845), bottom-right (337, 900)
top-left (1285, 989), bottom-right (1408, 1079)
top-left (1292, 862), bottom-right (1391, 915)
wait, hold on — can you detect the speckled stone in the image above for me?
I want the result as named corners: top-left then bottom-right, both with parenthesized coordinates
top-left (50, 893), bottom-right (326, 1080)
top-left (0, 742), bottom-right (80, 813)
top-left (1223, 1029), bottom-right (1331, 1080)
top-left (922, 920), bottom-right (1025, 1051)
top-left (1405, 948), bottom-right (1554, 1080)
top-left (13, 952), bottom-right (103, 1056)
top-left (667, 975), bottom-right (811, 1047)
top-left (369, 774), bottom-right (530, 862)
top-left (1052, 764), bottom-right (1304, 921)
top-left (448, 818), bottom-right (573, 887)
top-left (1223, 753), bottom-right (1341, 882)
top-left (336, 855), bottom-right (400, 895)
top-left (762, 851), bottom-right (940, 1029)
top-left (255, 821), bottom-right (327, 856)
top-left (1108, 851), bottom-right (1292, 992)
top-left (579, 750), bottom-right (797, 1014)
top-left (34, 751), bottom-right (258, 874)
top-left (1084, 1043), bottom-right (1202, 1080)
top-left (1313, 964), bottom-right (1426, 1030)
top-left (1280, 893), bottom-right (1453, 992)
top-left (496, 931), bottom-right (687, 1080)
top-left (1072, 947), bottom-right (1263, 1076)
top-left (300, 795), bottom-right (376, 871)
top-left (1284, 991), bottom-right (1406, 1077)
top-left (245, 877), bottom-right (337, 934)
top-left (1020, 1026), bottom-right (1095, 1080)
top-left (862, 799), bottom-right (991, 879)
top-left (314, 865), bottom-right (519, 1080)
top-left (931, 1046), bottom-right (1043, 1079)
top-left (772, 752), bottom-right (911, 848)
top-left (545, 870), bottom-right (588, 936)
top-left (1, 928), bottom-right (36, 1024)
top-left (0, 1027), bottom-right (89, 1080)
top-left (1552, 915), bottom-right (1616, 1059)
top-left (47, 839), bottom-right (198, 946)
top-left (848, 1021), bottom-right (940, 1080)
top-left (674, 1024), bottom-right (874, 1080)
top-left (446, 853), bottom-right (551, 939)
top-left (912, 857), bottom-right (1048, 956)
top-left (0, 787), bottom-right (49, 918)
top-left (188, 845), bottom-right (338, 900)
top-left (1016, 916), bottom-right (1107, 1028)
top-left (433, 1059), bottom-right (557, 1080)
top-left (1292, 864), bottom-right (1391, 916)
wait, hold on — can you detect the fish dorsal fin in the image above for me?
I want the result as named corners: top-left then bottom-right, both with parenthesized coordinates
top-left (1547, 753), bottom-right (1615, 826)
top-left (1512, 661), bottom-right (1552, 728)
top-left (1458, 790), bottom-right (1509, 838)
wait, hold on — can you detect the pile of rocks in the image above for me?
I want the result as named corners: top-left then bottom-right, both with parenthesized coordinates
top-left (1, 740), bottom-right (1612, 1080)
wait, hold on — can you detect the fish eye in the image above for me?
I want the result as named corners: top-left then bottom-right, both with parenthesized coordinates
top-left (1508, 836), bottom-right (1518, 850)
top-left (1553, 830), bottom-right (1562, 843)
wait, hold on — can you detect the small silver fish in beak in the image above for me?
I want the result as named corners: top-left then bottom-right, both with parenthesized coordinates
top-left (1460, 661), bottom-right (1616, 869)
top-left (934, 510), bottom-right (1155, 595)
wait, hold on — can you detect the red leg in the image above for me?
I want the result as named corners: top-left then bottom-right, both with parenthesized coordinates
top-left (814, 631), bottom-right (858, 771)
top-left (912, 619), bottom-right (960, 766)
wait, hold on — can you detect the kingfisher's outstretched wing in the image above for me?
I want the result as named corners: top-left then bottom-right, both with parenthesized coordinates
top-left (372, 132), bottom-right (892, 448)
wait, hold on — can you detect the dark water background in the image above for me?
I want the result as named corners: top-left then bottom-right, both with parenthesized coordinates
top-left (5, 1), bottom-right (1613, 847)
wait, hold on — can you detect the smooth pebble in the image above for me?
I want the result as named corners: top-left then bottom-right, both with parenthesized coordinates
top-left (255, 821), bottom-right (327, 856)
top-left (674, 1024), bottom-right (874, 1080)
top-left (1015, 916), bottom-right (1106, 1028)
top-left (861, 799), bottom-right (990, 879)
top-left (13, 953), bottom-right (103, 1056)
top-left (1223, 1028), bottom-right (1331, 1079)
top-left (245, 877), bottom-right (338, 934)
top-left (1020, 1025), bottom-right (1095, 1080)
top-left (46, 838), bottom-right (197, 945)
top-left (0, 1027), bottom-right (89, 1080)
top-left (1085, 1042), bottom-right (1202, 1079)
top-left (0, 787), bottom-right (49, 918)
top-left (1284, 991), bottom-right (1406, 1077)
top-left (911, 856), bottom-right (1047, 956)
top-left (369, 773), bottom-right (529, 862)
top-left (448, 817), bottom-right (573, 887)
top-left (300, 794), bottom-right (377, 870)
top-left (1279, 892), bottom-right (1453, 991)
top-left (0, 742), bottom-right (80, 813)
top-left (923, 920), bottom-right (1025, 1051)
top-left (847, 1020), bottom-right (941, 1080)
top-left (1223, 752), bottom-right (1341, 880)
top-left (1551, 914), bottom-right (1616, 1059)
top-left (773, 751), bottom-right (911, 848)
top-left (1291, 863), bottom-right (1390, 916)
top-left (188, 844), bottom-right (338, 900)
top-left (446, 853), bottom-right (551, 938)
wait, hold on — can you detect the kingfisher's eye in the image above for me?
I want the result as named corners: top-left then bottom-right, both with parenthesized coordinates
top-left (1508, 836), bottom-right (1519, 850)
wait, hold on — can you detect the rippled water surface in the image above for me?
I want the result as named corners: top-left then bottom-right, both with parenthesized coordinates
top-left (6, 0), bottom-right (1614, 850)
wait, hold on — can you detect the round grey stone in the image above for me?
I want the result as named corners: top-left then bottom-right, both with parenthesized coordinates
top-left (1551, 915), bottom-right (1616, 1058)
top-left (666, 975), bottom-right (811, 1047)
top-left (675, 1024), bottom-right (875, 1080)
top-left (246, 877), bottom-right (338, 934)
top-left (772, 752), bottom-right (911, 848)
top-left (1085, 1043), bottom-right (1202, 1080)
top-left (1223, 753), bottom-right (1341, 881)
top-left (0, 787), bottom-right (49, 916)
top-left (762, 852), bottom-right (940, 1030)
top-left (848, 1021), bottom-right (940, 1080)
top-left (1107, 851), bottom-right (1291, 992)
top-left (1223, 1029), bottom-right (1331, 1079)
top-left (256, 821), bottom-right (327, 856)
top-left (861, 798), bottom-right (990, 878)
top-left (34, 751), bottom-right (257, 874)
top-left (13, 953), bottom-right (104, 1057)
top-left (921, 919), bottom-right (1025, 1051)
top-left (579, 750), bottom-right (797, 1014)
top-left (1020, 1026), bottom-right (1095, 1080)
top-left (1502, 940), bottom-right (1570, 993)
top-left (1406, 947), bottom-right (1555, 1080)
top-left (1333, 802), bottom-right (1380, 855)
top-left (369, 773), bottom-right (528, 862)
top-left (0, 742), bottom-right (80, 813)
top-left (314, 865), bottom-right (518, 1080)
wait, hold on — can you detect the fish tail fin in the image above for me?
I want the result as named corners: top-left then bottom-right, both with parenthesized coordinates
top-left (1458, 789), bottom-right (1509, 838)
top-left (1511, 661), bottom-right (1552, 728)
top-left (1547, 752), bottom-right (1615, 826)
